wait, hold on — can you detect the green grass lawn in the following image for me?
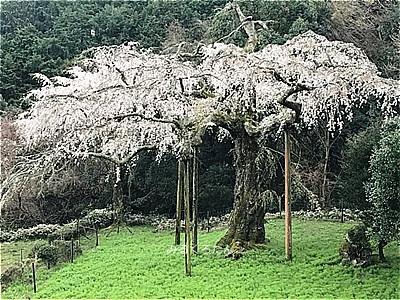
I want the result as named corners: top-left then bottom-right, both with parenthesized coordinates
top-left (2, 219), bottom-right (399, 299)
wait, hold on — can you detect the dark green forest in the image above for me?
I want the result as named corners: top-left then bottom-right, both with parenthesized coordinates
top-left (1, 0), bottom-right (399, 227)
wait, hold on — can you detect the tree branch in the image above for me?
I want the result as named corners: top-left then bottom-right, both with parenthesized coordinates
top-left (115, 67), bottom-right (129, 86)
top-left (272, 69), bottom-right (315, 122)
top-left (277, 87), bottom-right (304, 123)
top-left (118, 145), bottom-right (156, 165)
top-left (216, 20), bottom-right (250, 43)
top-left (229, 3), bottom-right (274, 52)
top-left (63, 144), bottom-right (156, 165)
top-left (110, 112), bottom-right (182, 130)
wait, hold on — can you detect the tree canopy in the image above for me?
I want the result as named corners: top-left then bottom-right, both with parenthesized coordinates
top-left (3, 30), bottom-right (399, 249)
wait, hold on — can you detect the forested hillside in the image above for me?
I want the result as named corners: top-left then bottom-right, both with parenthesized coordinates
top-left (1, 1), bottom-right (398, 110)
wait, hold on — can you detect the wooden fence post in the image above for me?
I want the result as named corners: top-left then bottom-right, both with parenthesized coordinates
top-left (20, 249), bottom-right (23, 263)
top-left (76, 218), bottom-right (80, 245)
top-left (95, 226), bottom-right (99, 247)
top-left (32, 262), bottom-right (37, 293)
top-left (70, 240), bottom-right (74, 263)
top-left (207, 211), bottom-right (210, 233)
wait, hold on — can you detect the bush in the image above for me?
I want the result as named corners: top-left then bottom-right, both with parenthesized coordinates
top-left (0, 209), bottom-right (115, 242)
top-left (80, 208), bottom-right (114, 228)
top-left (50, 222), bottom-right (77, 241)
top-left (0, 230), bottom-right (15, 242)
top-left (340, 224), bottom-right (372, 267)
top-left (29, 242), bottom-right (58, 268)
top-left (365, 117), bottom-right (400, 260)
top-left (0, 265), bottom-right (23, 288)
top-left (337, 125), bottom-right (380, 210)
top-left (13, 224), bottom-right (62, 241)
top-left (125, 213), bottom-right (152, 226)
top-left (264, 208), bottom-right (361, 222)
top-left (52, 240), bottom-right (82, 262)
top-left (28, 240), bottom-right (82, 266)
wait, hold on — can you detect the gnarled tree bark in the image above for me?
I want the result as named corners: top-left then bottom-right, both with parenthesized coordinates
top-left (217, 134), bottom-right (276, 249)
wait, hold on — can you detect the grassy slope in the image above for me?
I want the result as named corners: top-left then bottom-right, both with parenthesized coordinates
top-left (1, 240), bottom-right (40, 270)
top-left (2, 219), bottom-right (399, 299)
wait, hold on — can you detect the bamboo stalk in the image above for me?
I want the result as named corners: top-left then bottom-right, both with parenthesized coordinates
top-left (284, 130), bottom-right (292, 261)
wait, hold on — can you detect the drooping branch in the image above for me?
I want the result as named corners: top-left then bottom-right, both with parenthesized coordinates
top-left (277, 87), bottom-right (303, 121)
top-left (110, 112), bottom-right (182, 130)
top-left (62, 144), bottom-right (156, 166)
top-left (273, 71), bottom-right (315, 123)
top-left (118, 145), bottom-right (156, 165)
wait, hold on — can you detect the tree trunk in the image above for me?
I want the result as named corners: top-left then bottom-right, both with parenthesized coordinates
top-left (321, 129), bottom-right (330, 208)
top-left (217, 136), bottom-right (275, 249)
top-left (112, 167), bottom-right (124, 231)
top-left (378, 240), bottom-right (387, 262)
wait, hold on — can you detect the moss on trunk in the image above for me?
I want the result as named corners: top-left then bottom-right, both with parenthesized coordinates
top-left (217, 135), bottom-right (277, 249)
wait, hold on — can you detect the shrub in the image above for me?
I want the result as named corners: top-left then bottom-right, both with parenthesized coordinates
top-left (365, 117), bottom-right (400, 260)
top-left (340, 224), bottom-right (372, 267)
top-left (50, 222), bottom-right (77, 241)
top-left (14, 224), bottom-right (62, 241)
top-left (80, 208), bottom-right (114, 228)
top-left (0, 230), bottom-right (15, 242)
top-left (0, 209), bottom-right (115, 242)
top-left (52, 240), bottom-right (82, 262)
top-left (28, 240), bottom-right (82, 266)
top-left (265, 208), bottom-right (361, 222)
top-left (0, 265), bottom-right (23, 288)
top-left (125, 213), bottom-right (152, 226)
top-left (337, 125), bottom-right (380, 210)
top-left (29, 242), bottom-right (58, 268)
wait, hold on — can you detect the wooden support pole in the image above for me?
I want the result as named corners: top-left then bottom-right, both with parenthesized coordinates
top-left (184, 160), bottom-right (192, 276)
top-left (340, 198), bottom-right (344, 223)
top-left (192, 148), bottom-right (198, 253)
top-left (76, 218), bottom-right (80, 245)
top-left (284, 130), bottom-right (292, 261)
top-left (70, 240), bottom-right (74, 263)
top-left (175, 160), bottom-right (183, 245)
top-left (95, 226), bottom-right (99, 247)
top-left (32, 262), bottom-right (37, 293)
top-left (20, 249), bottom-right (23, 263)
top-left (207, 211), bottom-right (210, 233)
